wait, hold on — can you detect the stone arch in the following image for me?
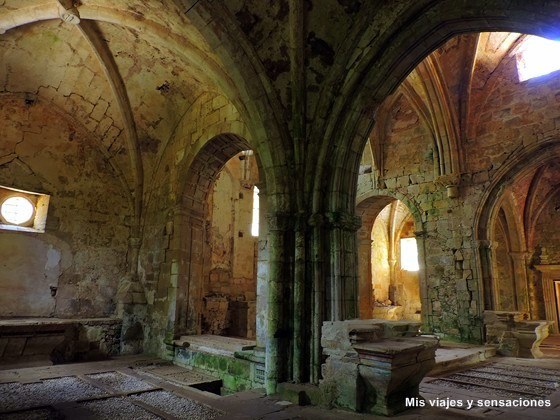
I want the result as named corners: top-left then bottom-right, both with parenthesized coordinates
top-left (474, 138), bottom-right (560, 312)
top-left (488, 191), bottom-right (527, 311)
top-left (317, 4), bottom-right (560, 218)
top-left (168, 133), bottom-right (266, 338)
top-left (1, 4), bottom-right (291, 209)
top-left (356, 191), bottom-right (429, 326)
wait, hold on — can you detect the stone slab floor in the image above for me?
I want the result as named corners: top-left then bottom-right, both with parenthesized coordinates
top-left (1, 356), bottom-right (559, 419)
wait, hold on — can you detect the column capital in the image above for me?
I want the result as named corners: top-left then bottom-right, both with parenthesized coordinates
top-left (325, 211), bottom-right (362, 232)
top-left (474, 239), bottom-right (492, 250)
top-left (414, 230), bottom-right (427, 238)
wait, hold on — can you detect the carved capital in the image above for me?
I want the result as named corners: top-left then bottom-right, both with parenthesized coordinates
top-left (325, 211), bottom-right (362, 232)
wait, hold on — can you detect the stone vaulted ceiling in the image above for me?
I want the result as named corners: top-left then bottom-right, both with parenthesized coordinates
top-left (0, 0), bottom-right (231, 211)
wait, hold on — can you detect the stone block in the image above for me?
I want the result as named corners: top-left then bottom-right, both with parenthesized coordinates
top-left (355, 336), bottom-right (438, 416)
top-left (23, 335), bottom-right (66, 356)
top-left (319, 358), bottom-right (362, 411)
top-left (4, 338), bottom-right (26, 357)
top-left (0, 338), bottom-right (8, 356)
top-left (321, 320), bottom-right (385, 356)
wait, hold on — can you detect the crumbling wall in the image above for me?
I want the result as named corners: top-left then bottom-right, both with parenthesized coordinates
top-left (139, 92), bottom-right (254, 353)
top-left (0, 97), bottom-right (131, 318)
top-left (533, 191), bottom-right (560, 265)
top-left (358, 37), bottom-right (560, 341)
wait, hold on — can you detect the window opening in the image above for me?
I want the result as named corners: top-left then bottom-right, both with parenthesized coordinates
top-left (251, 186), bottom-right (259, 237)
top-left (0, 185), bottom-right (49, 232)
top-left (1, 196), bottom-right (35, 225)
top-left (517, 35), bottom-right (560, 82)
top-left (400, 237), bottom-right (419, 271)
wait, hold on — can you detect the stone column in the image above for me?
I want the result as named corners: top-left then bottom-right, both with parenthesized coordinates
top-left (255, 185), bottom-right (269, 350)
top-left (293, 212), bottom-right (307, 383)
top-left (326, 212), bottom-right (361, 321)
top-left (414, 230), bottom-right (431, 330)
top-left (310, 213), bottom-right (325, 385)
top-left (476, 240), bottom-right (494, 311)
top-left (358, 235), bottom-right (373, 319)
top-left (265, 212), bottom-right (290, 394)
top-left (388, 258), bottom-right (397, 303)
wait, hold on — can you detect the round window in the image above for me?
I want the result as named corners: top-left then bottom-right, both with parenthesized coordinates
top-left (1, 196), bottom-right (35, 225)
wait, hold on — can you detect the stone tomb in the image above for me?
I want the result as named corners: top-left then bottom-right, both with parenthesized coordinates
top-left (0, 318), bottom-right (122, 366)
top-left (320, 319), bottom-right (438, 415)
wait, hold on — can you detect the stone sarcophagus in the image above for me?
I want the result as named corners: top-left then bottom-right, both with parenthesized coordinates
top-left (320, 320), bottom-right (438, 416)
top-left (483, 311), bottom-right (552, 358)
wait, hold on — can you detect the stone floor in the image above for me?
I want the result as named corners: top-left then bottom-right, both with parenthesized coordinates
top-left (1, 355), bottom-right (559, 419)
top-left (542, 335), bottom-right (560, 358)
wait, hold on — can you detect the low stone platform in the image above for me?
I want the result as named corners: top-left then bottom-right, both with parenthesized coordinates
top-left (174, 335), bottom-right (256, 357)
top-left (171, 334), bottom-right (263, 392)
top-left (0, 317), bottom-right (122, 366)
top-left (430, 342), bottom-right (497, 375)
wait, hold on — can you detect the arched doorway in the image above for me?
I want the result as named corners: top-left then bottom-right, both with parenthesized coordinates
top-left (202, 150), bottom-right (259, 339)
top-left (170, 134), bottom-right (265, 341)
top-left (475, 141), bottom-right (560, 335)
top-left (356, 194), bottom-right (427, 325)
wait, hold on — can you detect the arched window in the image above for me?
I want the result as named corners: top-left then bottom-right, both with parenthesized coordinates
top-left (251, 186), bottom-right (259, 237)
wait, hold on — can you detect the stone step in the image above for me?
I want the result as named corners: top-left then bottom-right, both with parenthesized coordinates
top-left (429, 344), bottom-right (496, 376)
top-left (174, 334), bottom-right (256, 357)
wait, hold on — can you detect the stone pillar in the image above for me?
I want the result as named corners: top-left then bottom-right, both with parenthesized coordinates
top-left (357, 236), bottom-right (373, 319)
top-left (255, 185), bottom-right (269, 349)
top-left (326, 212), bottom-right (361, 321)
top-left (476, 240), bottom-right (494, 310)
top-left (388, 258), bottom-right (397, 303)
top-left (415, 230), bottom-right (431, 330)
top-left (310, 214), bottom-right (325, 385)
top-left (293, 213), bottom-right (307, 382)
top-left (265, 212), bottom-right (290, 394)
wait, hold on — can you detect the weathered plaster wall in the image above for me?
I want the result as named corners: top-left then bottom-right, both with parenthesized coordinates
top-left (533, 191), bottom-right (560, 265)
top-left (0, 97), bottom-right (131, 318)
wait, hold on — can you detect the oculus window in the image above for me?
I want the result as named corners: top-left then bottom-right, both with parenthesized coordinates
top-left (0, 185), bottom-right (50, 232)
top-left (517, 35), bottom-right (560, 82)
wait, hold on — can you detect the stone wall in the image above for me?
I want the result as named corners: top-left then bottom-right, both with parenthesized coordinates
top-left (138, 91), bottom-right (255, 354)
top-left (0, 97), bottom-right (131, 319)
top-left (533, 191), bottom-right (560, 265)
top-left (0, 318), bottom-right (122, 365)
top-left (358, 34), bottom-right (560, 341)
